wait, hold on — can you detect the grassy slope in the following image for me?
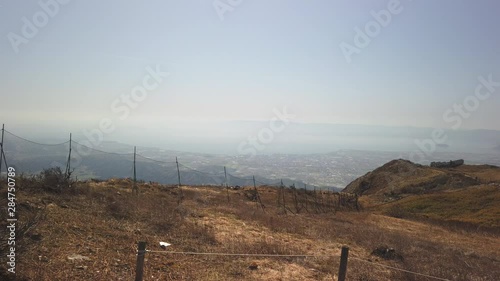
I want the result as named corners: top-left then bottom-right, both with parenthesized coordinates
top-left (380, 185), bottom-right (500, 229)
top-left (1, 179), bottom-right (499, 280)
top-left (345, 161), bottom-right (500, 231)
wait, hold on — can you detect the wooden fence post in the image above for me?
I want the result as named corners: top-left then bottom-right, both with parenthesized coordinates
top-left (135, 241), bottom-right (147, 281)
top-left (0, 124), bottom-right (4, 174)
top-left (133, 146), bottom-right (138, 195)
top-left (338, 246), bottom-right (349, 281)
top-left (176, 157), bottom-right (181, 188)
top-left (224, 166), bottom-right (229, 202)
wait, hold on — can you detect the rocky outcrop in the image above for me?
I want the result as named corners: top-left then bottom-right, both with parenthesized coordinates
top-left (342, 159), bottom-right (427, 196)
top-left (342, 159), bottom-right (480, 197)
top-left (430, 159), bottom-right (464, 168)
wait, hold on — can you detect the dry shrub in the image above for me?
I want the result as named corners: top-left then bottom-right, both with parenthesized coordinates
top-left (16, 168), bottom-right (87, 195)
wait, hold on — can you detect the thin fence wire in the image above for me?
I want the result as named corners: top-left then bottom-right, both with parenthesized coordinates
top-left (72, 140), bottom-right (135, 156)
top-left (178, 163), bottom-right (224, 176)
top-left (178, 166), bottom-right (223, 185)
top-left (4, 130), bottom-right (70, 146)
top-left (350, 257), bottom-right (451, 281)
top-left (2, 131), bottom-right (68, 173)
top-left (144, 249), bottom-right (452, 281)
top-left (135, 154), bottom-right (176, 164)
top-left (146, 250), bottom-right (322, 258)
top-left (178, 163), bottom-right (225, 174)
top-left (227, 173), bottom-right (254, 181)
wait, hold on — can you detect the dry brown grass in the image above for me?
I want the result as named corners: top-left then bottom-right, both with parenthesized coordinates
top-left (1, 178), bottom-right (499, 280)
top-left (381, 184), bottom-right (500, 233)
top-left (451, 165), bottom-right (500, 183)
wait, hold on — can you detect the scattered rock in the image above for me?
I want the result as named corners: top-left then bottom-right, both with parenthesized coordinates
top-left (75, 265), bottom-right (87, 270)
top-left (67, 254), bottom-right (91, 262)
top-left (371, 246), bottom-right (403, 261)
top-left (248, 263), bottom-right (258, 270)
top-left (46, 203), bottom-right (58, 209)
top-left (38, 256), bottom-right (49, 262)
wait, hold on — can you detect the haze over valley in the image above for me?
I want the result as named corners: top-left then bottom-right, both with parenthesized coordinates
top-left (3, 124), bottom-right (500, 189)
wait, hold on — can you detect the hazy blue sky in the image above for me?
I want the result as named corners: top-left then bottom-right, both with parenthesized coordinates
top-left (1, 0), bottom-right (500, 148)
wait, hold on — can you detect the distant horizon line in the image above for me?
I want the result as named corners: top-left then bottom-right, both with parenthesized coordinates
top-left (2, 121), bottom-right (500, 133)
top-left (2, 128), bottom-right (499, 158)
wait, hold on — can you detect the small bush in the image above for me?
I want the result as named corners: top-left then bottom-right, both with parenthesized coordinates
top-left (39, 167), bottom-right (70, 192)
top-left (18, 167), bottom-right (74, 193)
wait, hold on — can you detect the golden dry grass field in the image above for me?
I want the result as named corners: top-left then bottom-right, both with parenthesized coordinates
top-left (1, 171), bottom-right (499, 281)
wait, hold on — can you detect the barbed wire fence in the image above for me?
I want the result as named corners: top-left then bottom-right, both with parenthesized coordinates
top-left (0, 128), bottom-right (269, 186)
top-left (0, 126), bottom-right (365, 220)
top-left (0, 126), bottom-right (361, 213)
top-left (134, 243), bottom-right (452, 281)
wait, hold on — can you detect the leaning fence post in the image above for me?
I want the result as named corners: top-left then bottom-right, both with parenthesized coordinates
top-left (338, 246), bottom-right (349, 281)
top-left (135, 241), bottom-right (147, 281)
